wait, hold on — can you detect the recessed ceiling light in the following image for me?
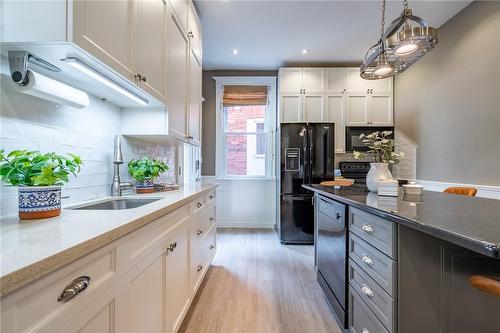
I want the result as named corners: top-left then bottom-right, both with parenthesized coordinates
top-left (302, 49), bottom-right (309, 55)
top-left (232, 49), bottom-right (239, 55)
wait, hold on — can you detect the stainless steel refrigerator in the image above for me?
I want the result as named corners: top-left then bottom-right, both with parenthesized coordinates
top-left (276, 123), bottom-right (335, 244)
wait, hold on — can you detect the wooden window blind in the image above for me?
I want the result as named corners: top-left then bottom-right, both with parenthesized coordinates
top-left (222, 85), bottom-right (268, 106)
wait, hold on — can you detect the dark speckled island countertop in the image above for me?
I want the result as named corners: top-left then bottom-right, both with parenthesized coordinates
top-left (303, 184), bottom-right (500, 258)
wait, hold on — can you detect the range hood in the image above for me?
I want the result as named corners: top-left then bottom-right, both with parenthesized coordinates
top-left (1, 42), bottom-right (164, 108)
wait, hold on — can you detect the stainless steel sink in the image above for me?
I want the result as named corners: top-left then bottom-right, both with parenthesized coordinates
top-left (69, 198), bottom-right (161, 210)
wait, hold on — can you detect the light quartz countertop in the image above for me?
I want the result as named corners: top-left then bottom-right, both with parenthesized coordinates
top-left (0, 181), bottom-right (218, 297)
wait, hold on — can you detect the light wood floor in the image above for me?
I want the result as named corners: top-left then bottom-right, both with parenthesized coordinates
top-left (179, 228), bottom-right (341, 333)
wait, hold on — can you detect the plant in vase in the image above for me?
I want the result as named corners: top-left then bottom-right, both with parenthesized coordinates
top-left (0, 149), bottom-right (83, 220)
top-left (127, 157), bottom-right (168, 194)
top-left (352, 131), bottom-right (404, 192)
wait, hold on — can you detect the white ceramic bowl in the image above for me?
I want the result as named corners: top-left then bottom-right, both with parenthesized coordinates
top-left (403, 183), bottom-right (424, 196)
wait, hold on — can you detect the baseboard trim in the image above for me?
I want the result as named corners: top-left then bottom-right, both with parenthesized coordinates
top-left (417, 179), bottom-right (500, 200)
top-left (216, 220), bottom-right (275, 228)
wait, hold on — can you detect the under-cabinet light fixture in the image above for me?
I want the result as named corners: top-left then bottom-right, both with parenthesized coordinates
top-left (62, 58), bottom-right (149, 106)
top-left (232, 49), bottom-right (239, 55)
top-left (302, 49), bottom-right (309, 55)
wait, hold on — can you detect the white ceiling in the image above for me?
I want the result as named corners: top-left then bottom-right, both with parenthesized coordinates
top-left (195, 0), bottom-right (471, 70)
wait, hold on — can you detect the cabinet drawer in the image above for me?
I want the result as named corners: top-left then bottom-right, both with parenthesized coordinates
top-left (349, 286), bottom-right (390, 333)
top-left (349, 260), bottom-right (396, 331)
top-left (189, 195), bottom-right (206, 215)
top-left (119, 204), bottom-right (189, 272)
top-left (349, 207), bottom-right (397, 259)
top-left (318, 195), bottom-right (346, 221)
top-left (190, 206), bottom-right (216, 246)
top-left (201, 224), bottom-right (217, 259)
top-left (349, 233), bottom-right (397, 296)
top-left (190, 225), bottom-right (216, 293)
top-left (205, 190), bottom-right (216, 204)
top-left (1, 247), bottom-right (117, 333)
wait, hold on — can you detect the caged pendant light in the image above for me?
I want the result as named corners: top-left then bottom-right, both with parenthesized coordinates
top-left (360, 0), bottom-right (438, 80)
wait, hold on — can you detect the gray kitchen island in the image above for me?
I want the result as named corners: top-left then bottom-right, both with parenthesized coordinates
top-left (303, 184), bottom-right (500, 333)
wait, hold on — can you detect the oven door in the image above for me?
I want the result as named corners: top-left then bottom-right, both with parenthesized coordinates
top-left (345, 126), bottom-right (394, 152)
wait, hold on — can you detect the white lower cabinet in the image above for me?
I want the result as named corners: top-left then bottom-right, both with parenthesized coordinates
top-left (165, 228), bottom-right (191, 333)
top-left (116, 248), bottom-right (166, 333)
top-left (0, 190), bottom-right (217, 333)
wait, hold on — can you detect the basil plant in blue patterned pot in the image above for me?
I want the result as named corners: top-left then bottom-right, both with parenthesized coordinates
top-left (0, 150), bottom-right (83, 220)
top-left (128, 157), bottom-right (168, 194)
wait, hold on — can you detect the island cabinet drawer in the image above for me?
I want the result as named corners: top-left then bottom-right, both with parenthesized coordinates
top-left (318, 195), bottom-right (346, 221)
top-left (1, 245), bottom-right (118, 333)
top-left (118, 204), bottom-right (190, 272)
top-left (190, 206), bottom-right (216, 246)
top-left (349, 207), bottom-right (397, 259)
top-left (349, 286), bottom-right (390, 333)
top-left (349, 233), bottom-right (397, 297)
top-left (349, 260), bottom-right (396, 332)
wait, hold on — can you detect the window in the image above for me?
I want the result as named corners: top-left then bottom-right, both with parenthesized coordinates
top-left (215, 77), bottom-right (277, 179)
top-left (223, 105), bottom-right (267, 176)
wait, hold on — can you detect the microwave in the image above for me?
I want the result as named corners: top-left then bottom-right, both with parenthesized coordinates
top-left (345, 126), bottom-right (394, 152)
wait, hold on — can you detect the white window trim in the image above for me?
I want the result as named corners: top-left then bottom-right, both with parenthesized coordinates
top-left (214, 76), bottom-right (277, 180)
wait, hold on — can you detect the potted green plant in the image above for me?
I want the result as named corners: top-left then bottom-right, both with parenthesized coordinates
top-left (0, 149), bottom-right (83, 220)
top-left (127, 157), bottom-right (168, 194)
top-left (352, 131), bottom-right (404, 192)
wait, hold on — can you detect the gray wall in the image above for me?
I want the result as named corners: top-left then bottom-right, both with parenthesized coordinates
top-left (394, 1), bottom-right (500, 186)
top-left (201, 70), bottom-right (278, 175)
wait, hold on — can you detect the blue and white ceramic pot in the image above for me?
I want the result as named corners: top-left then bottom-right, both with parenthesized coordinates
top-left (18, 185), bottom-right (62, 220)
top-left (136, 179), bottom-right (155, 194)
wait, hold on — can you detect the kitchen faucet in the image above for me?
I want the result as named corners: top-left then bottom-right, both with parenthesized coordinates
top-left (111, 135), bottom-right (133, 196)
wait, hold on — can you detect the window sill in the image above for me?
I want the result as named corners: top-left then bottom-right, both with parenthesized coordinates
top-left (216, 177), bottom-right (275, 181)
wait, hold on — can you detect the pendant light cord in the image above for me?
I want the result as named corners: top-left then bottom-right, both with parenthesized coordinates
top-left (403, 0), bottom-right (409, 11)
top-left (380, 0), bottom-right (386, 39)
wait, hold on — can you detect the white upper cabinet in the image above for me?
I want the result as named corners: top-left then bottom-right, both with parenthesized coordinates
top-left (187, 1), bottom-right (202, 63)
top-left (279, 68), bottom-right (303, 94)
top-left (325, 95), bottom-right (346, 153)
top-left (345, 93), bottom-right (393, 126)
top-left (169, 0), bottom-right (189, 31)
top-left (326, 68), bottom-right (346, 94)
top-left (279, 68), bottom-right (326, 94)
top-left (167, 7), bottom-right (190, 141)
top-left (303, 95), bottom-right (325, 122)
top-left (280, 94), bottom-right (302, 123)
top-left (346, 68), bottom-right (370, 94)
top-left (73, 0), bottom-right (137, 82)
top-left (279, 67), bottom-right (393, 153)
top-left (136, 0), bottom-right (167, 101)
top-left (302, 68), bottom-right (325, 94)
top-left (370, 94), bottom-right (393, 125)
top-left (188, 50), bottom-right (203, 146)
top-left (346, 95), bottom-right (370, 126)
top-left (369, 77), bottom-right (393, 94)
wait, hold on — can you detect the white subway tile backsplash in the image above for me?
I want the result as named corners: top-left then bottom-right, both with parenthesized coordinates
top-left (1, 78), bottom-right (178, 217)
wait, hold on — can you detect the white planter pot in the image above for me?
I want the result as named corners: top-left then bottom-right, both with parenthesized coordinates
top-left (366, 163), bottom-right (393, 192)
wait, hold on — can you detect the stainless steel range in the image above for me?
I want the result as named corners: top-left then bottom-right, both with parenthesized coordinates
top-left (339, 161), bottom-right (370, 184)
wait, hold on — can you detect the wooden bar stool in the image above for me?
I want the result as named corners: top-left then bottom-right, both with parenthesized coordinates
top-left (469, 276), bottom-right (500, 297)
top-left (443, 187), bottom-right (477, 197)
